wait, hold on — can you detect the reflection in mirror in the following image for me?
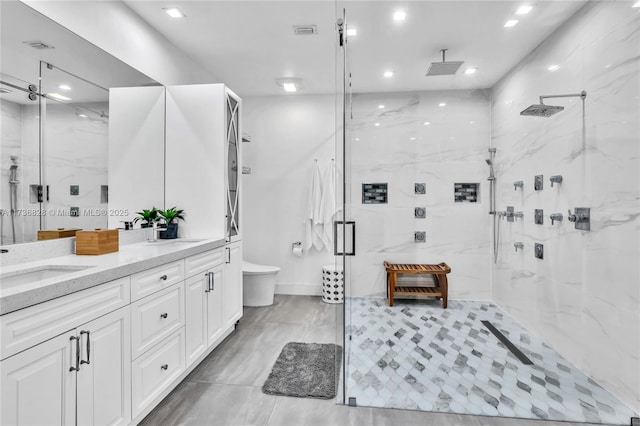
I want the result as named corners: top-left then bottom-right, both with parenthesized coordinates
top-left (41, 63), bottom-right (109, 232)
top-left (0, 73), bottom-right (39, 245)
top-left (0, 0), bottom-right (158, 246)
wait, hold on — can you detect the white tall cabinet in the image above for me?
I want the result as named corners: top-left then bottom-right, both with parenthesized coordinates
top-left (108, 87), bottom-right (166, 229)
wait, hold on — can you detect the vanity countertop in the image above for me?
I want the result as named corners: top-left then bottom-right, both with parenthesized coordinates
top-left (0, 238), bottom-right (227, 315)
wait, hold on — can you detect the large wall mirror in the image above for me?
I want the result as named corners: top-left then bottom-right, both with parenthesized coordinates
top-left (0, 0), bottom-right (158, 245)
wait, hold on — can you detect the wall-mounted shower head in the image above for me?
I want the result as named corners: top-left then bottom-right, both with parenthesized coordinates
top-left (520, 104), bottom-right (564, 117)
top-left (520, 91), bottom-right (587, 117)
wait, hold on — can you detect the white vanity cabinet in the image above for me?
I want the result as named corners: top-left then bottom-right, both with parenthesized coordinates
top-left (0, 305), bottom-right (131, 426)
top-left (185, 248), bottom-right (225, 366)
top-left (1, 242), bottom-right (243, 425)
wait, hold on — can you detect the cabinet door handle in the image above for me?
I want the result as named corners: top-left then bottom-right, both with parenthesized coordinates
top-left (204, 272), bottom-right (211, 292)
top-left (80, 330), bottom-right (91, 365)
top-left (160, 274), bottom-right (168, 281)
top-left (161, 364), bottom-right (168, 371)
top-left (226, 247), bottom-right (231, 264)
top-left (69, 336), bottom-right (80, 372)
top-left (160, 312), bottom-right (168, 319)
top-left (210, 272), bottom-right (215, 291)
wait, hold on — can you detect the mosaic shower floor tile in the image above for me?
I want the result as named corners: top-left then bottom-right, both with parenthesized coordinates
top-left (344, 298), bottom-right (637, 425)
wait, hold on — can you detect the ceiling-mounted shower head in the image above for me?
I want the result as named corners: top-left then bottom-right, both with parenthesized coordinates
top-left (426, 49), bottom-right (464, 76)
top-left (520, 104), bottom-right (564, 117)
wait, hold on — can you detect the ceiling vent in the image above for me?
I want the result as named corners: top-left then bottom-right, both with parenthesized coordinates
top-left (293, 25), bottom-right (318, 36)
top-left (22, 40), bottom-right (55, 50)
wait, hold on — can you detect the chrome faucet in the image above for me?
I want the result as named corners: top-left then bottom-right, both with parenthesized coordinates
top-left (550, 213), bottom-right (563, 225)
top-left (514, 242), bottom-right (524, 252)
top-left (148, 222), bottom-right (160, 242)
top-left (513, 211), bottom-right (524, 220)
top-left (513, 181), bottom-right (524, 191)
top-left (550, 175), bottom-right (563, 187)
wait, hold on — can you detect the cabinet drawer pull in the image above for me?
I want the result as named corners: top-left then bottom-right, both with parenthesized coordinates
top-left (160, 274), bottom-right (168, 281)
top-left (80, 330), bottom-right (91, 365)
top-left (161, 364), bottom-right (169, 371)
top-left (69, 336), bottom-right (80, 372)
top-left (160, 312), bottom-right (168, 319)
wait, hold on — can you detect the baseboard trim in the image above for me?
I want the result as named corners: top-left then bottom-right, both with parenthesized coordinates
top-left (275, 283), bottom-right (322, 296)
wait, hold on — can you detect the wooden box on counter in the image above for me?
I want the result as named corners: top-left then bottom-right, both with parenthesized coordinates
top-left (37, 228), bottom-right (81, 240)
top-left (75, 229), bottom-right (119, 255)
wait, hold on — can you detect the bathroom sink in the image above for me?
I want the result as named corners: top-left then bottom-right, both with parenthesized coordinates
top-left (145, 239), bottom-right (205, 247)
top-left (1, 265), bottom-right (95, 290)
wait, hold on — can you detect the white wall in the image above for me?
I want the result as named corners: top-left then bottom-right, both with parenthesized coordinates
top-left (242, 94), bottom-right (337, 295)
top-left (22, 0), bottom-right (214, 86)
top-left (491, 2), bottom-right (639, 412)
top-left (347, 89), bottom-right (492, 299)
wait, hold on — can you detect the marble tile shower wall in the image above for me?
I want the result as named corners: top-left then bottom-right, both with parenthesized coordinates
top-left (490, 2), bottom-right (639, 412)
top-left (43, 102), bottom-right (109, 230)
top-left (346, 89), bottom-right (491, 300)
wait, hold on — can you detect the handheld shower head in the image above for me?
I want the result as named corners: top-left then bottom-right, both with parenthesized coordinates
top-left (485, 159), bottom-right (493, 166)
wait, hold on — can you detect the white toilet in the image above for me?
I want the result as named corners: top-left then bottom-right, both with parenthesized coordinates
top-left (242, 261), bottom-right (280, 306)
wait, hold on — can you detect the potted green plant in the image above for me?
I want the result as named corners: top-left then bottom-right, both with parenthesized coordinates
top-left (158, 207), bottom-right (185, 239)
top-left (133, 208), bottom-right (159, 228)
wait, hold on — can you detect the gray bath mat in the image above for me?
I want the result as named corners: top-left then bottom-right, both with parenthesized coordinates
top-left (262, 342), bottom-right (342, 399)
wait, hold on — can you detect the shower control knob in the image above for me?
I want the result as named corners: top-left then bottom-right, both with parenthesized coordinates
top-left (567, 210), bottom-right (578, 222)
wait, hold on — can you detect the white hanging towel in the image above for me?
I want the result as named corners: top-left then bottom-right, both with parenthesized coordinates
top-left (304, 161), bottom-right (324, 251)
top-left (319, 160), bottom-right (343, 251)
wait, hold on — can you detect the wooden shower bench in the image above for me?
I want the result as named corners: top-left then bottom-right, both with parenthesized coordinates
top-left (384, 261), bottom-right (451, 308)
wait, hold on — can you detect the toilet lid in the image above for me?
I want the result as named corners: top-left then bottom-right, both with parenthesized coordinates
top-left (243, 261), bottom-right (280, 274)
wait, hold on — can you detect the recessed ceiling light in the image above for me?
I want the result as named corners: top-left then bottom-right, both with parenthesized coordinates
top-left (439, 102), bottom-right (446, 107)
top-left (374, 122), bottom-right (380, 127)
top-left (393, 10), bottom-right (407, 21)
top-left (504, 20), bottom-right (519, 28)
top-left (283, 83), bottom-right (297, 93)
top-left (355, 138), bottom-right (360, 141)
top-left (58, 84), bottom-right (71, 91)
top-left (469, 120), bottom-right (476, 124)
top-left (276, 78), bottom-right (303, 93)
top-left (423, 121), bottom-right (430, 125)
top-left (383, 71), bottom-right (394, 78)
top-left (164, 7), bottom-right (186, 18)
top-left (378, 104), bottom-right (385, 109)
top-left (48, 93), bottom-right (71, 101)
top-left (410, 137), bottom-right (416, 140)
top-left (516, 5), bottom-right (533, 15)
top-left (464, 68), bottom-right (477, 75)
top-left (78, 114), bottom-right (88, 118)
top-left (633, 1), bottom-right (640, 7)
top-left (548, 64), bottom-right (560, 72)
top-left (347, 28), bottom-right (357, 36)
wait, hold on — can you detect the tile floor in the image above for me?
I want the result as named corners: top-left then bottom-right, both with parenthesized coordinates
top-left (141, 295), bottom-right (601, 426)
top-left (345, 297), bottom-right (638, 425)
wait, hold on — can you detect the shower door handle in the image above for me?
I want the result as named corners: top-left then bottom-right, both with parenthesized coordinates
top-left (333, 221), bottom-right (356, 256)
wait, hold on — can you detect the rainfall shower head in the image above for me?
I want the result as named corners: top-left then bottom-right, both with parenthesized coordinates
top-left (485, 159), bottom-right (493, 166)
top-left (520, 91), bottom-right (587, 117)
top-left (520, 104), bottom-right (564, 117)
top-left (426, 49), bottom-right (464, 76)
